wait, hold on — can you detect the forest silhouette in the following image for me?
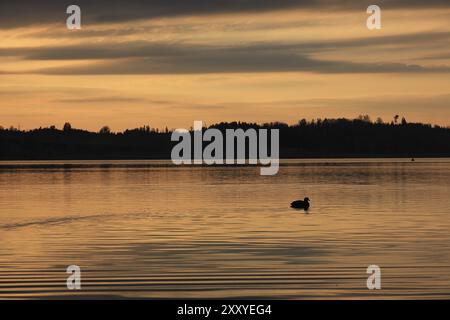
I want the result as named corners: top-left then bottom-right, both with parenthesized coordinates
top-left (1, 115), bottom-right (450, 160)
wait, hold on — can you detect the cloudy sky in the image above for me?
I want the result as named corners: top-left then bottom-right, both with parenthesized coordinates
top-left (0, 0), bottom-right (449, 130)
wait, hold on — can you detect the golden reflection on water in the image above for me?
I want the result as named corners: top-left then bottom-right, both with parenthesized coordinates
top-left (0, 159), bottom-right (449, 299)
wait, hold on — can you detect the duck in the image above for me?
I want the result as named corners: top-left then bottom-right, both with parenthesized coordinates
top-left (291, 197), bottom-right (310, 210)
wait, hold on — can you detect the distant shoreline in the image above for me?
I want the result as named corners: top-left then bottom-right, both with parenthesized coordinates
top-left (2, 118), bottom-right (450, 160)
top-left (1, 155), bottom-right (450, 162)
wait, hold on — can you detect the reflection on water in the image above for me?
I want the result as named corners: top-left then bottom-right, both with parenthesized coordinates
top-left (0, 159), bottom-right (449, 299)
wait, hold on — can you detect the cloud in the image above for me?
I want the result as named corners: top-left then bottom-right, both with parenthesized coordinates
top-left (33, 54), bottom-right (450, 75)
top-left (30, 20), bottom-right (325, 40)
top-left (0, 0), bottom-right (449, 28)
top-left (421, 53), bottom-right (450, 60)
top-left (6, 35), bottom-right (445, 75)
top-left (0, 41), bottom-right (186, 60)
top-left (1, 29), bottom-right (449, 75)
top-left (3, 31), bottom-right (449, 60)
top-left (53, 96), bottom-right (147, 104)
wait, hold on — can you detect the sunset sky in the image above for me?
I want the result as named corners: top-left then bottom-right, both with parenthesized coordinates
top-left (1, 0), bottom-right (449, 131)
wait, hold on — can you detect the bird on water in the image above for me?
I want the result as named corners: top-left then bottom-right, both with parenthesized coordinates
top-left (291, 197), bottom-right (310, 210)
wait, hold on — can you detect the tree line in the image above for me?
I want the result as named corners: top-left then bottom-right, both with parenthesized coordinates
top-left (1, 115), bottom-right (449, 160)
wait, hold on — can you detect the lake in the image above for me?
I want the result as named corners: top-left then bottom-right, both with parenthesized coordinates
top-left (0, 159), bottom-right (449, 299)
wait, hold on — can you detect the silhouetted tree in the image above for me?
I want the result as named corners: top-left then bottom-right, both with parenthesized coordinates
top-left (358, 114), bottom-right (371, 122)
top-left (63, 122), bottom-right (72, 132)
top-left (1, 117), bottom-right (449, 160)
top-left (99, 126), bottom-right (111, 134)
top-left (394, 115), bottom-right (399, 125)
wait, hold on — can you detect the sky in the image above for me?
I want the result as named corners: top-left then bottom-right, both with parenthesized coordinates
top-left (0, 0), bottom-right (449, 131)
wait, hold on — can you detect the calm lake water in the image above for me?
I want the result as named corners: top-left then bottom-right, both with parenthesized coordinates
top-left (0, 159), bottom-right (449, 299)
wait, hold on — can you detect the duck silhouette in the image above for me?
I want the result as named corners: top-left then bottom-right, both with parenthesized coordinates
top-left (291, 197), bottom-right (310, 210)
